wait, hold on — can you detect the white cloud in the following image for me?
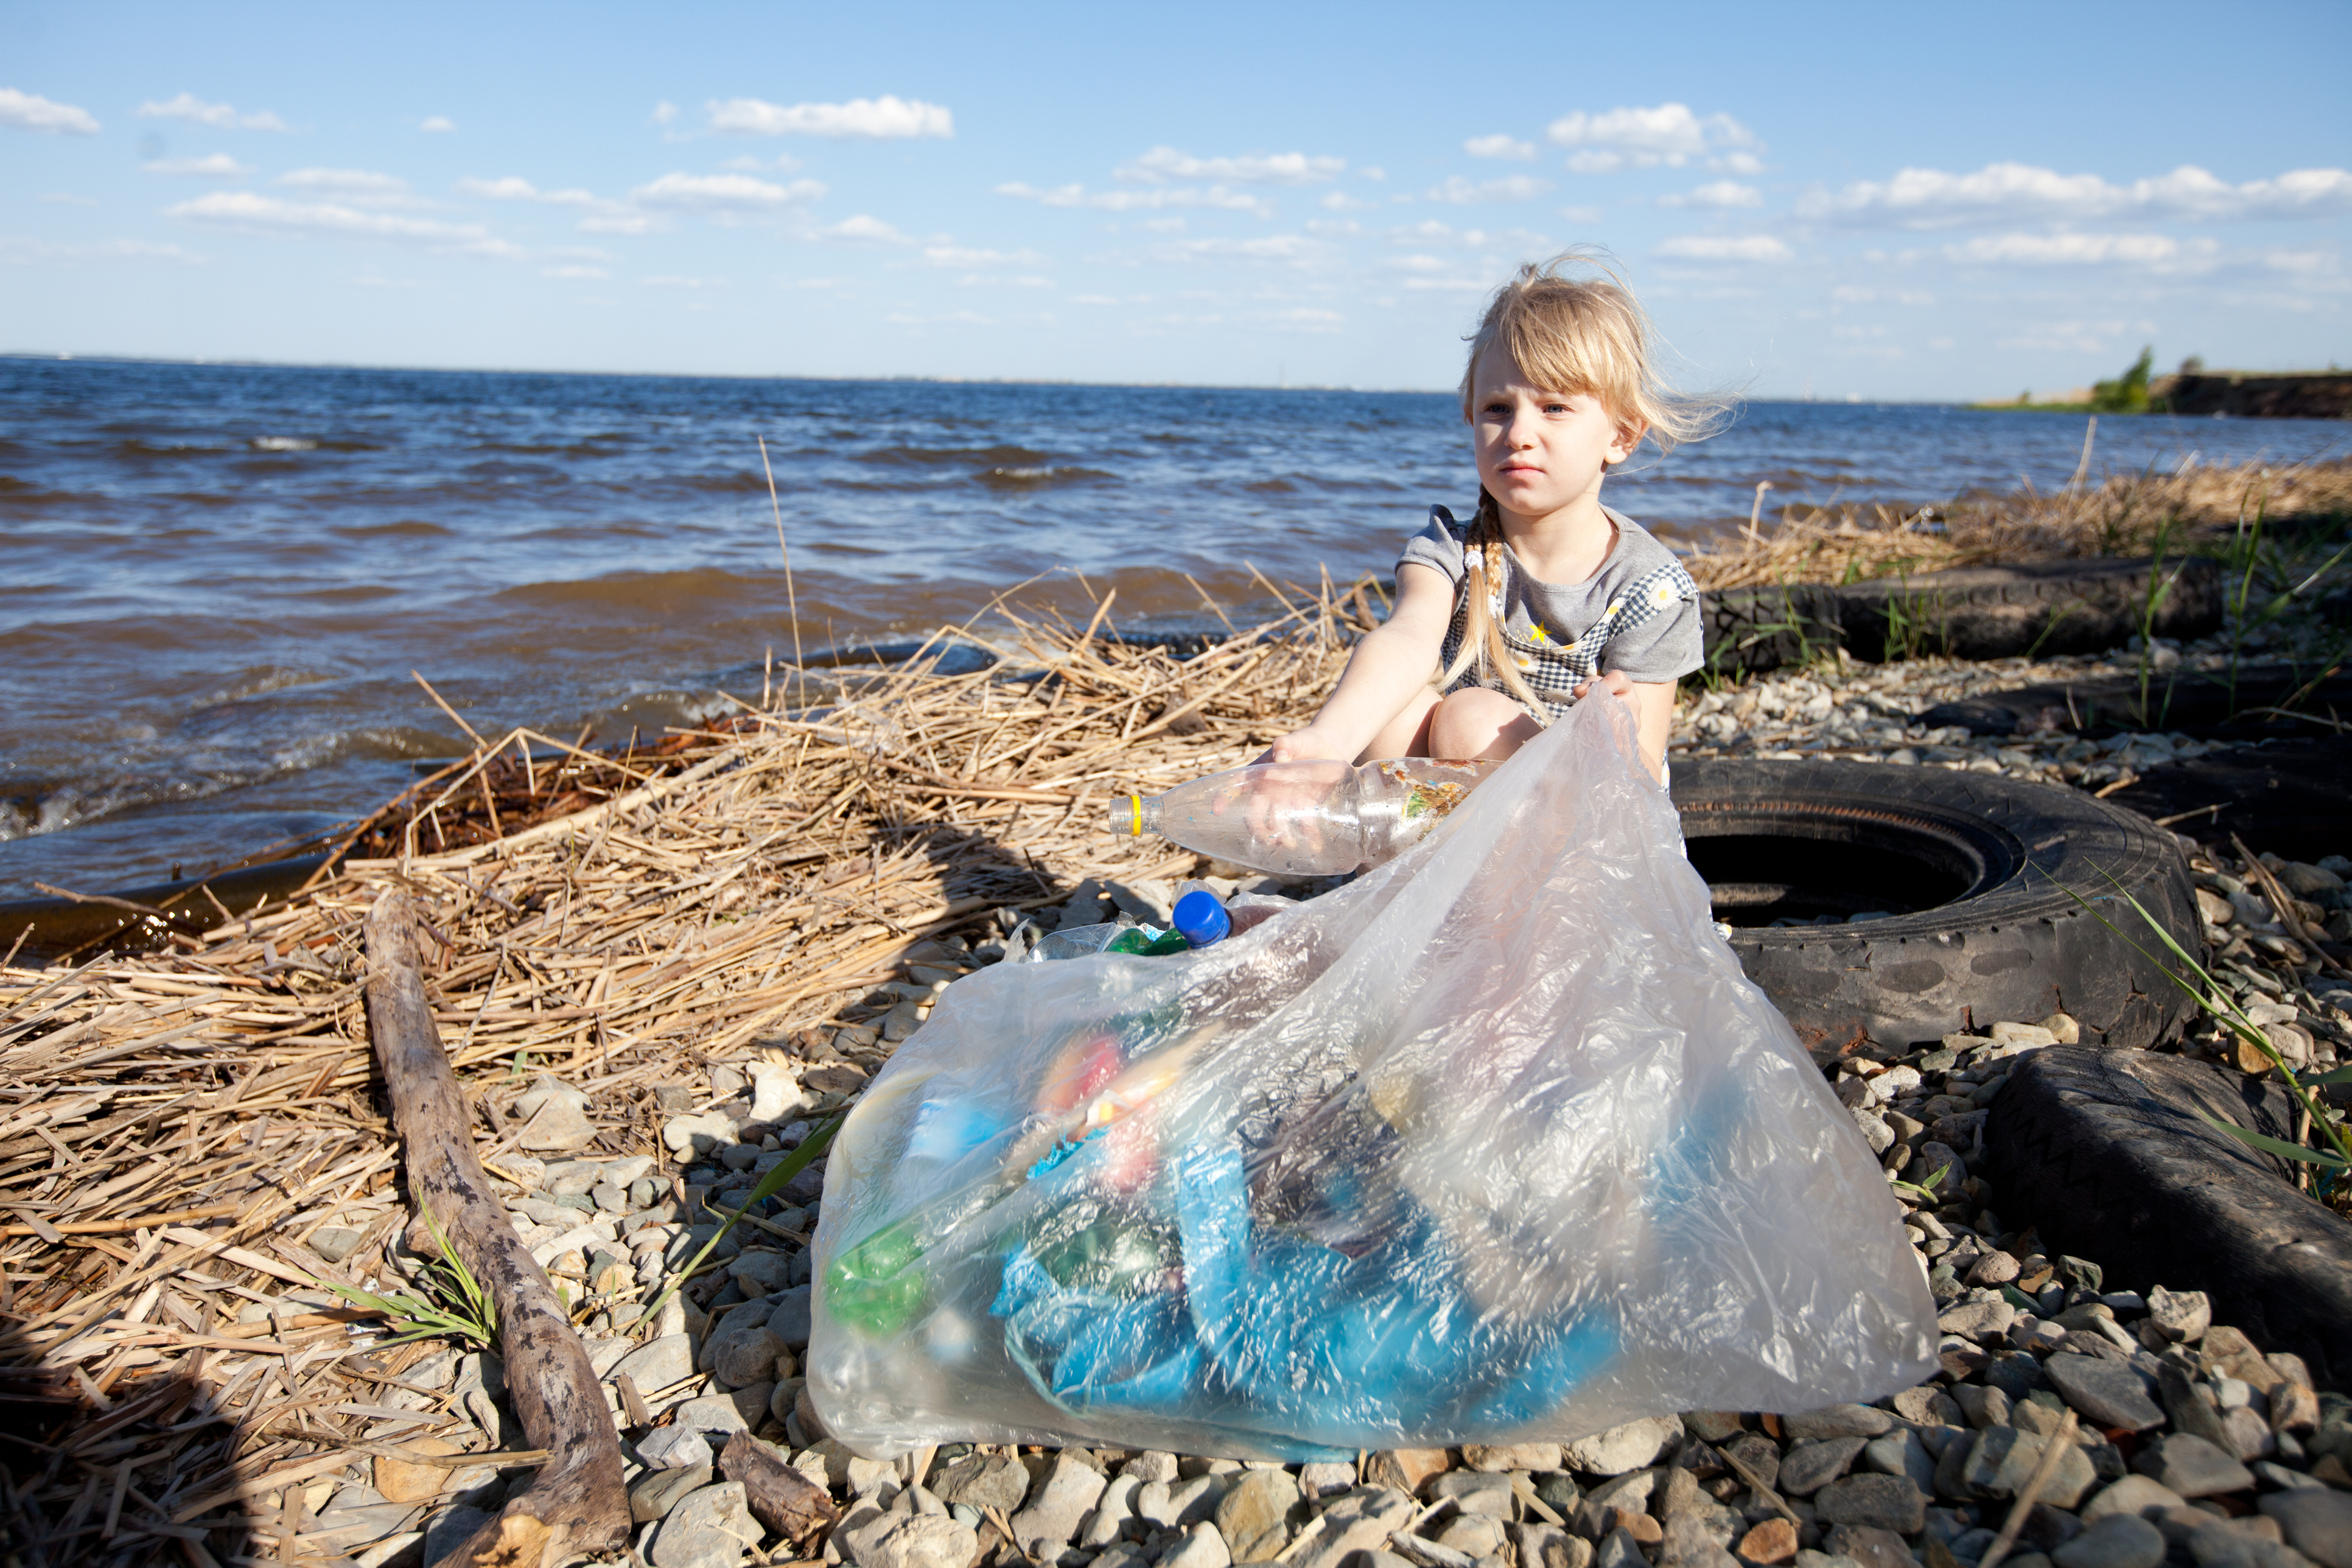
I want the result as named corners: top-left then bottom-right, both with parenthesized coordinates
top-left (145, 153), bottom-right (250, 178)
top-left (1655, 234), bottom-right (1793, 262)
top-left (1546, 103), bottom-right (1759, 171)
top-left (542, 264), bottom-right (607, 278)
top-left (40, 192), bottom-right (97, 206)
top-left (1320, 191), bottom-right (1374, 212)
top-left (1387, 219), bottom-right (1552, 251)
top-left (136, 93), bottom-right (288, 131)
top-left (166, 191), bottom-right (516, 255)
top-left (459, 175), bottom-right (597, 206)
top-left (997, 181), bottom-right (1273, 218)
top-left (923, 243), bottom-right (1046, 268)
top-left (653, 101), bottom-right (678, 125)
top-left (420, 116), bottom-right (456, 133)
top-left (1661, 180), bottom-right (1762, 209)
top-left (581, 212), bottom-right (662, 236)
top-left (629, 172), bottom-right (828, 212)
top-left (1465, 134), bottom-right (1536, 161)
top-left (642, 275), bottom-right (721, 288)
top-left (1942, 231), bottom-right (2212, 268)
top-left (277, 168), bottom-right (418, 207)
top-left (707, 95), bottom-right (952, 139)
top-left (1809, 161), bottom-right (2352, 228)
top-left (821, 214), bottom-right (908, 243)
top-left (1117, 146), bottom-right (1343, 185)
top-left (2, 88), bottom-right (100, 135)
top-left (1426, 175), bottom-right (1551, 205)
top-left (1558, 205), bottom-right (1603, 223)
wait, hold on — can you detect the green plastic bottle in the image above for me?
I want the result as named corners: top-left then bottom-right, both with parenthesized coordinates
top-left (825, 1217), bottom-right (929, 1337)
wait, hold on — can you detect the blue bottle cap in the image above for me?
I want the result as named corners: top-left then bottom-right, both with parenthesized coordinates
top-left (1171, 889), bottom-right (1232, 948)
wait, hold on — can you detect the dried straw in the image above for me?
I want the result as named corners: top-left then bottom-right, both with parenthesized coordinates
top-left (0, 581), bottom-right (1362, 1565)
top-left (1683, 456), bottom-right (2352, 592)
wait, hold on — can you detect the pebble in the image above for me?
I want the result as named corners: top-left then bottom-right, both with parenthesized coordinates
top-left (2045, 1354), bottom-right (2168, 1432)
top-left (2082, 1475), bottom-right (2189, 1523)
top-left (632, 1463), bottom-right (715, 1524)
top-left (2259, 1491), bottom-right (2352, 1568)
top-left (2136, 1434), bottom-right (2258, 1499)
top-left (1566, 1416), bottom-right (1684, 1477)
top-left (2054, 1514), bottom-right (2168, 1568)
top-left (1779, 1438), bottom-right (1869, 1496)
top-left (1012, 1453), bottom-right (1109, 1553)
top-left (650, 1480), bottom-right (758, 1568)
top-left (1216, 1468), bottom-right (1301, 1561)
top-left (1813, 1475), bottom-right (1928, 1535)
top-left (639, 1426), bottom-right (715, 1471)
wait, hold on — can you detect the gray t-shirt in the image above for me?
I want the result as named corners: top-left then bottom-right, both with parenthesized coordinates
top-left (1398, 503), bottom-right (1703, 713)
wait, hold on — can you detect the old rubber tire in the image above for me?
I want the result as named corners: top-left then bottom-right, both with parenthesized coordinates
top-left (1835, 556), bottom-right (2224, 663)
top-left (1983, 1046), bottom-right (2352, 1387)
top-left (1696, 584), bottom-right (1845, 679)
top-left (1672, 760), bottom-right (2198, 1053)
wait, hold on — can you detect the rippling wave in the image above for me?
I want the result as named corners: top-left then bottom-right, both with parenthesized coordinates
top-left (3, 354), bottom-right (2343, 895)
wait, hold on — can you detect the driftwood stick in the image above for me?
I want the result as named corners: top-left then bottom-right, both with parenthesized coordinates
top-left (364, 890), bottom-right (629, 1568)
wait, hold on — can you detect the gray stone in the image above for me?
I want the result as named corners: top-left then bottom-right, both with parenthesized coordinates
top-left (514, 1076), bottom-right (598, 1152)
top-left (640, 1426), bottom-right (716, 1470)
top-left (1822, 1526), bottom-right (1916, 1568)
top-left (2045, 1354), bottom-right (2166, 1432)
top-left (612, 1333), bottom-right (696, 1396)
top-left (309, 1225), bottom-right (368, 1264)
top-left (1780, 1439), bottom-right (1869, 1497)
top-left (768, 1285), bottom-right (814, 1348)
top-left (1812, 1475), bottom-right (1927, 1535)
top-left (1963, 1427), bottom-right (2098, 1509)
top-left (1081, 1473), bottom-right (1141, 1549)
top-left (2147, 1287), bottom-right (2213, 1344)
top-left (651, 1482), bottom-right (759, 1567)
top-left (1466, 1443), bottom-right (1566, 1474)
top-left (1511, 1522), bottom-right (1592, 1568)
top-left (1138, 1475), bottom-right (1229, 1530)
top-left (1216, 1468), bottom-right (1301, 1561)
top-left (1595, 1528), bottom-right (1648, 1568)
top-left (1861, 1430), bottom-right (1937, 1495)
top-left (1941, 1297), bottom-right (2020, 1342)
top-left (1011, 1454), bottom-right (1108, 1552)
top-left (2135, 1435), bottom-right (2255, 1499)
top-left (1659, 1514), bottom-right (1741, 1568)
top-left (1126, 1452), bottom-right (1181, 1483)
top-left (1685, 1412), bottom-right (1748, 1443)
top-left (730, 1249), bottom-right (794, 1295)
top-left (1430, 1471), bottom-right (1516, 1517)
top-left (2053, 1516), bottom-right (2166, 1568)
top-left (704, 1311), bottom-right (785, 1389)
top-left (1793, 1554), bottom-right (1866, 1568)
top-left (1577, 1471), bottom-right (1664, 1538)
top-left (670, 1393), bottom-right (752, 1439)
top-left (2082, 1477), bottom-right (2189, 1523)
top-left (2260, 1490), bottom-right (2352, 1568)
top-left (2254, 1463), bottom-right (2326, 1493)
top-left (1437, 1516), bottom-right (1511, 1559)
top-left (634, 1463), bottom-right (715, 1523)
top-left (1566, 1417), bottom-right (1684, 1477)
top-left (1722, 1435), bottom-right (1781, 1494)
top-left (1163, 1522), bottom-right (1234, 1568)
top-left (1292, 1487), bottom-right (1415, 1568)
top-left (1786, 1406), bottom-right (1895, 1441)
top-left (933, 1452), bottom-right (1031, 1515)
top-left (861, 1514), bottom-right (984, 1568)
top-left (1301, 1463), bottom-right (1356, 1499)
top-left (1891, 1387), bottom-right (1964, 1429)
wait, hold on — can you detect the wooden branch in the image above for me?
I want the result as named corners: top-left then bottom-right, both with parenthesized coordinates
top-left (363, 891), bottom-right (629, 1568)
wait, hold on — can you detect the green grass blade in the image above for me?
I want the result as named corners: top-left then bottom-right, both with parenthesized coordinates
top-left (2301, 1065), bottom-right (2352, 1085)
top-left (2194, 1107), bottom-right (2350, 1169)
top-left (629, 1113), bottom-right (843, 1339)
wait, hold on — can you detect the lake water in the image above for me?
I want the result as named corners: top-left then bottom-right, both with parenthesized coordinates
top-left (3, 355), bottom-right (2343, 898)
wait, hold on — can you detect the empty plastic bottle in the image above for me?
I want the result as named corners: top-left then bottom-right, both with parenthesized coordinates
top-left (1112, 757), bottom-right (1497, 877)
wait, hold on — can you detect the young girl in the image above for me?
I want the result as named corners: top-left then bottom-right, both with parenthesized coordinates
top-left (1267, 254), bottom-right (1721, 782)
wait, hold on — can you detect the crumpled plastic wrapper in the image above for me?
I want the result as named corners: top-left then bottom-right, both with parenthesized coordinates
top-left (808, 695), bottom-right (1937, 1459)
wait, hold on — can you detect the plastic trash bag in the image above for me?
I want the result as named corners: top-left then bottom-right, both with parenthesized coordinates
top-left (807, 695), bottom-right (1937, 1460)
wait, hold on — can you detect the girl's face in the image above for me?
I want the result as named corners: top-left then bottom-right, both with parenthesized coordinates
top-left (1469, 349), bottom-right (1644, 526)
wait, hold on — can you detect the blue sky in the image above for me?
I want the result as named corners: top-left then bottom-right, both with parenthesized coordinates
top-left (4, 0), bottom-right (2348, 399)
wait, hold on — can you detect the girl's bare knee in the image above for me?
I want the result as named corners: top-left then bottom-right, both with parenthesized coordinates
top-left (1429, 688), bottom-right (1540, 761)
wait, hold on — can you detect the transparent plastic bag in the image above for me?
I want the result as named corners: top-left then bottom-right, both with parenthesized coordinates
top-left (808, 695), bottom-right (1937, 1460)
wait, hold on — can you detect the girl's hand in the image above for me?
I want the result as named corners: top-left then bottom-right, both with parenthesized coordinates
top-left (1252, 726), bottom-right (1355, 767)
top-left (1573, 670), bottom-right (1676, 783)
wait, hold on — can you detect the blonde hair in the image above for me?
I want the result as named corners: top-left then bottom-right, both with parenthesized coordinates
top-left (1440, 251), bottom-right (1729, 712)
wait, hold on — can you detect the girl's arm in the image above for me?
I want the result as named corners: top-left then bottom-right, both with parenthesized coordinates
top-left (1262, 562), bottom-right (1455, 763)
top-left (1573, 670), bottom-right (1676, 782)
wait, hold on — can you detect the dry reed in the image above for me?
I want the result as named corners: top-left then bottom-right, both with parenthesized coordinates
top-left (0, 584), bottom-right (1365, 1566)
top-left (1682, 456), bottom-right (2352, 592)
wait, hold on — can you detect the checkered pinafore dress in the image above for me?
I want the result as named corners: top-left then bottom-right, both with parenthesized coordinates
top-left (1432, 505), bottom-right (1698, 723)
